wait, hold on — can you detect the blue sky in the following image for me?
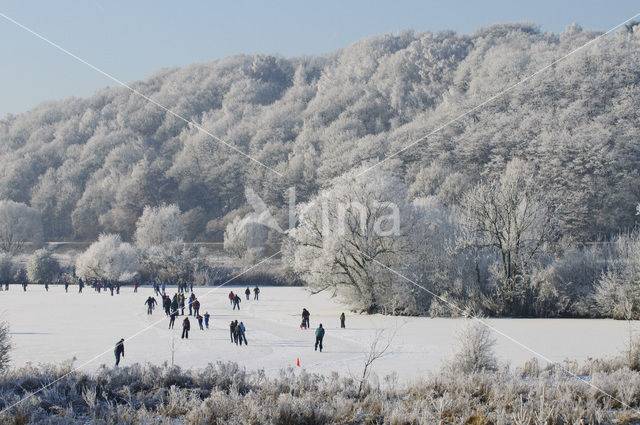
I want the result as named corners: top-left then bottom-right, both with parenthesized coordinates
top-left (0, 0), bottom-right (638, 116)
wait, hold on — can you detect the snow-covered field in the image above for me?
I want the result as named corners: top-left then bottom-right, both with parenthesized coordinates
top-left (0, 285), bottom-right (631, 382)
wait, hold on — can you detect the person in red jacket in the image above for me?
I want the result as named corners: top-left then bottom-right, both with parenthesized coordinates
top-left (228, 291), bottom-right (235, 305)
top-left (182, 317), bottom-right (191, 339)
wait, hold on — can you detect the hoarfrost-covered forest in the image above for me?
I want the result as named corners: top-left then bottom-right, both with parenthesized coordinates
top-left (1, 23), bottom-right (640, 317)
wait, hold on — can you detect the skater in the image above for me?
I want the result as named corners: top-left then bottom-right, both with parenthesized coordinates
top-left (180, 293), bottom-right (185, 315)
top-left (228, 291), bottom-right (235, 305)
top-left (152, 281), bottom-right (158, 296)
top-left (169, 309), bottom-right (178, 329)
top-left (116, 282), bottom-right (120, 294)
top-left (133, 280), bottom-right (138, 293)
top-left (238, 321), bottom-right (248, 345)
top-left (234, 321), bottom-right (243, 345)
top-left (193, 298), bottom-right (201, 317)
top-left (161, 282), bottom-right (166, 295)
top-left (109, 282), bottom-right (114, 296)
top-left (22, 282), bottom-right (27, 291)
top-left (315, 324), bottom-right (325, 352)
top-left (204, 312), bottom-right (210, 329)
top-left (145, 296), bottom-right (157, 315)
top-left (190, 281), bottom-right (193, 293)
top-left (78, 278), bottom-right (83, 293)
top-left (188, 294), bottom-right (195, 315)
top-left (114, 338), bottom-right (125, 366)
top-left (245, 287), bottom-right (250, 300)
top-left (44, 281), bottom-right (49, 292)
top-left (163, 295), bottom-right (171, 316)
top-left (197, 314), bottom-right (204, 330)
top-left (254, 285), bottom-right (260, 300)
top-left (171, 294), bottom-right (179, 313)
top-left (229, 320), bottom-right (236, 343)
top-left (302, 308), bottom-right (310, 329)
top-left (64, 281), bottom-right (69, 292)
top-left (233, 294), bottom-right (241, 310)
top-left (181, 317), bottom-right (190, 339)
top-left (340, 312), bottom-right (345, 328)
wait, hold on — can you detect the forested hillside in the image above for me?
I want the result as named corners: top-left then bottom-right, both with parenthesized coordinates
top-left (1, 23), bottom-right (639, 242)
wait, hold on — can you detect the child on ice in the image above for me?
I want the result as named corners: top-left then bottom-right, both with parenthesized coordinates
top-left (204, 312), bottom-right (210, 329)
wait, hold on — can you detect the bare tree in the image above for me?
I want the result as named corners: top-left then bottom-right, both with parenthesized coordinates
top-left (287, 167), bottom-right (416, 313)
top-left (459, 159), bottom-right (556, 315)
top-left (356, 328), bottom-right (397, 396)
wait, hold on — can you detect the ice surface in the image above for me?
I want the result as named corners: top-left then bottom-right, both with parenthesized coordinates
top-left (0, 285), bottom-right (630, 382)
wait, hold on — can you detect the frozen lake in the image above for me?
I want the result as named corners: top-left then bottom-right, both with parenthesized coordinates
top-left (0, 285), bottom-right (631, 382)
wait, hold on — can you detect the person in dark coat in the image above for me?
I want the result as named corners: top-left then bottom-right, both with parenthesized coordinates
top-left (340, 312), bottom-right (346, 328)
top-left (182, 317), bottom-right (191, 339)
top-left (145, 296), bottom-right (157, 315)
top-left (234, 322), bottom-right (243, 345)
top-left (193, 299), bottom-right (201, 317)
top-left (64, 281), bottom-right (69, 292)
top-left (114, 338), bottom-right (125, 366)
top-left (197, 314), bottom-right (204, 330)
top-left (302, 308), bottom-right (310, 329)
top-left (78, 278), bottom-right (83, 293)
top-left (315, 324), bottom-right (325, 352)
top-left (254, 286), bottom-right (260, 300)
top-left (233, 294), bottom-right (241, 310)
top-left (229, 320), bottom-right (236, 343)
top-left (245, 287), bottom-right (251, 300)
top-left (171, 294), bottom-right (179, 312)
top-left (163, 295), bottom-right (171, 316)
top-left (169, 309), bottom-right (178, 329)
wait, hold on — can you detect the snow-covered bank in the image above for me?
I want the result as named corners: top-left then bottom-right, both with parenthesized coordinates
top-left (0, 286), bottom-right (630, 381)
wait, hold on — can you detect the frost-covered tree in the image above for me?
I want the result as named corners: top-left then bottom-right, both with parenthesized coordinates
top-left (26, 249), bottom-right (60, 283)
top-left (0, 321), bottom-right (10, 371)
top-left (134, 204), bottom-right (185, 249)
top-left (75, 233), bottom-right (139, 281)
top-left (139, 242), bottom-right (201, 283)
top-left (0, 253), bottom-right (13, 285)
top-left (286, 167), bottom-right (418, 313)
top-left (0, 200), bottom-right (44, 254)
top-left (459, 159), bottom-right (556, 315)
top-left (595, 232), bottom-right (640, 320)
top-left (223, 213), bottom-right (269, 262)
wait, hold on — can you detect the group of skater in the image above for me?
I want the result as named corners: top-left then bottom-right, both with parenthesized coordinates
top-left (229, 320), bottom-right (248, 345)
top-left (115, 285), bottom-right (351, 366)
top-left (298, 308), bottom-right (344, 353)
top-left (227, 286), bottom-right (260, 310)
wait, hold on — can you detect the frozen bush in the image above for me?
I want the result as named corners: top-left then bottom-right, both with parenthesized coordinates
top-left (0, 321), bottom-right (10, 371)
top-left (446, 319), bottom-right (497, 374)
